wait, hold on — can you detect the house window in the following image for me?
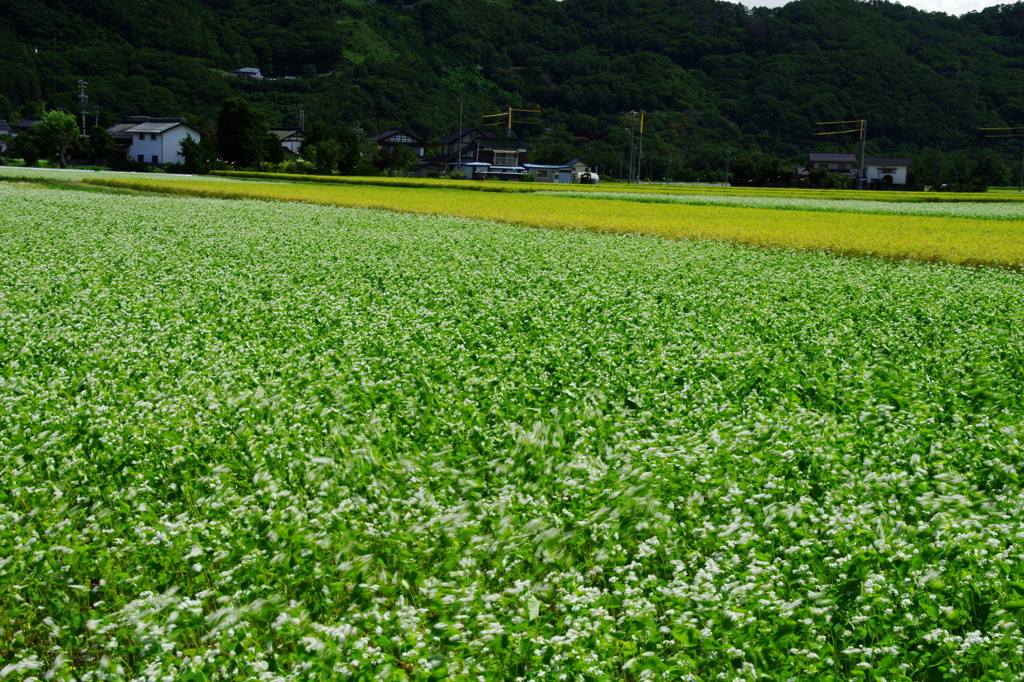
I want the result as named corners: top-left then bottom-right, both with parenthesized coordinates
top-left (493, 150), bottom-right (518, 166)
top-left (152, 155), bottom-right (159, 164)
top-left (838, 164), bottom-right (848, 171)
top-left (151, 134), bottom-right (158, 141)
top-left (880, 167), bottom-right (897, 174)
top-left (138, 134), bottom-right (145, 141)
top-left (536, 170), bottom-right (549, 178)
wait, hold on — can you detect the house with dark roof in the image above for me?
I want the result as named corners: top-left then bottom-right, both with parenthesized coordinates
top-left (371, 128), bottom-right (426, 158)
top-left (798, 152), bottom-right (912, 187)
top-left (108, 116), bottom-right (202, 165)
top-left (418, 128), bottom-right (492, 176)
top-left (523, 158), bottom-right (590, 183)
top-left (801, 152), bottom-right (857, 176)
top-left (466, 137), bottom-right (532, 179)
top-left (863, 156), bottom-right (912, 186)
top-left (13, 118), bottom-right (41, 133)
top-left (270, 127), bottom-right (306, 155)
top-left (0, 120), bottom-right (10, 153)
top-left (418, 130), bottom-right (534, 180)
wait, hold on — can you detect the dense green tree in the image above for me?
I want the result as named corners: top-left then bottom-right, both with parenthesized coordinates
top-left (336, 126), bottom-right (361, 175)
top-left (216, 98), bottom-right (267, 168)
top-left (388, 144), bottom-right (419, 172)
top-left (306, 139), bottom-right (341, 175)
top-left (263, 131), bottom-right (285, 165)
top-left (8, 129), bottom-right (40, 166)
top-left (88, 126), bottom-right (116, 165)
top-left (179, 133), bottom-right (221, 175)
top-left (34, 110), bottom-right (79, 169)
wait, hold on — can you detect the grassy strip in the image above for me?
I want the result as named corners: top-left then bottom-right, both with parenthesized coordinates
top-left (544, 190), bottom-right (1024, 221)
top-left (85, 175), bottom-right (1024, 267)
top-left (0, 173), bottom-right (147, 195)
top-left (213, 169), bottom-right (1024, 203)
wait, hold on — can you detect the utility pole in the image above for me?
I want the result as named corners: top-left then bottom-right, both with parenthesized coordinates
top-left (859, 119), bottom-right (867, 190)
top-left (76, 80), bottom-right (89, 136)
top-left (724, 148), bottom-right (731, 186)
top-left (457, 97), bottom-right (463, 175)
top-left (93, 106), bottom-right (101, 128)
top-left (297, 104), bottom-right (306, 132)
top-left (636, 111), bottom-right (645, 183)
top-left (626, 111), bottom-right (637, 184)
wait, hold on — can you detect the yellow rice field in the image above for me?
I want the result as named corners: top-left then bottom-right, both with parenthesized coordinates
top-left (214, 170), bottom-right (1024, 204)
top-left (84, 175), bottom-right (1024, 267)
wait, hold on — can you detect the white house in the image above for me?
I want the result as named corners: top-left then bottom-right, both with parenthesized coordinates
top-left (863, 156), bottom-right (911, 186)
top-left (0, 120), bottom-right (10, 152)
top-left (109, 117), bottom-right (203, 165)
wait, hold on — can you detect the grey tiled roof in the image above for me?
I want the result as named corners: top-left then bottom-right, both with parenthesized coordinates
top-left (864, 157), bottom-right (911, 166)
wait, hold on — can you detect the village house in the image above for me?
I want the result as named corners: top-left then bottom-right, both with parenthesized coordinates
top-left (863, 156), bottom-right (912, 186)
top-left (523, 158), bottom-right (590, 183)
top-left (798, 152), bottom-right (912, 187)
top-left (435, 136), bottom-right (531, 180)
top-left (107, 116), bottom-right (203, 165)
top-left (800, 152), bottom-right (857, 176)
top-left (371, 128), bottom-right (427, 158)
top-left (0, 120), bottom-right (10, 152)
top-left (233, 67), bottom-right (263, 79)
top-left (418, 127), bottom-right (489, 176)
top-left (270, 127), bottom-right (306, 155)
top-left (13, 117), bottom-right (41, 134)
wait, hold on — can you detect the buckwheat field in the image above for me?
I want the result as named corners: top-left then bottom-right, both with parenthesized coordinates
top-left (3, 182), bottom-right (1024, 681)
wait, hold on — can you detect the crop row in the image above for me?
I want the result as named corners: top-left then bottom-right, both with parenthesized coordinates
top-left (548, 190), bottom-right (1024, 221)
top-left (3, 183), bottom-right (1024, 679)
top-left (211, 171), bottom-right (1024, 205)
top-left (82, 175), bottom-right (1024, 268)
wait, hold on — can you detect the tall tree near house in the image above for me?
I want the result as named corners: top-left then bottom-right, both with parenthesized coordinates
top-left (88, 126), bottom-right (116, 165)
top-left (216, 98), bottom-right (267, 168)
top-left (336, 126), bottom-right (360, 175)
top-left (179, 133), bottom-right (221, 174)
top-left (34, 111), bottom-right (79, 169)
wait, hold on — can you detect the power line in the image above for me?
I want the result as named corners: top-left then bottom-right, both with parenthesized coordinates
top-left (981, 126), bottom-right (1024, 192)
top-left (815, 118), bottom-right (866, 189)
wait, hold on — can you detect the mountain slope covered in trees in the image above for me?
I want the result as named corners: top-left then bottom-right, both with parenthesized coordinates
top-left (2, 0), bottom-right (1023, 182)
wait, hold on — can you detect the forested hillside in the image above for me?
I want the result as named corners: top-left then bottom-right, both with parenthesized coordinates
top-left (2, 0), bottom-right (1023, 181)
